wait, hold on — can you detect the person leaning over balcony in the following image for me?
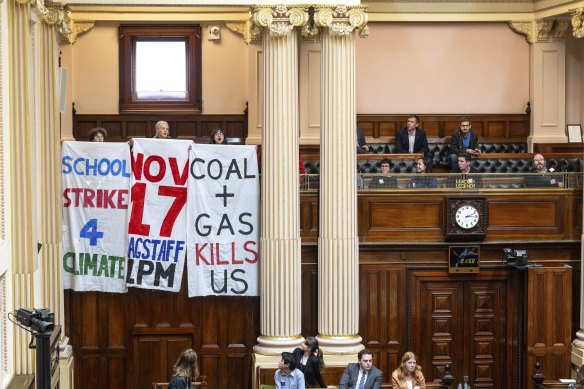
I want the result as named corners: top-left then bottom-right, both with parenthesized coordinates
top-left (449, 117), bottom-right (480, 172)
top-left (209, 128), bottom-right (228, 144)
top-left (153, 120), bottom-right (171, 139)
top-left (88, 127), bottom-right (107, 142)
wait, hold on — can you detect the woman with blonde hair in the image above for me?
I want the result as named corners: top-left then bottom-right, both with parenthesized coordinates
top-left (391, 351), bottom-right (425, 389)
top-left (168, 348), bottom-right (200, 389)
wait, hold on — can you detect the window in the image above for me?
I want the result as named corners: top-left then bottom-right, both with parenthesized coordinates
top-left (119, 25), bottom-right (202, 112)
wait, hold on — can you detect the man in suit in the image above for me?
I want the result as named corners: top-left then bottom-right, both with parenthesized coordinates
top-left (339, 349), bottom-right (382, 389)
top-left (395, 115), bottom-right (431, 163)
top-left (357, 127), bottom-right (369, 154)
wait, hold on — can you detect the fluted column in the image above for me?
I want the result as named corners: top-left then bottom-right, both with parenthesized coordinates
top-left (314, 6), bottom-right (368, 354)
top-left (252, 5), bottom-right (308, 355)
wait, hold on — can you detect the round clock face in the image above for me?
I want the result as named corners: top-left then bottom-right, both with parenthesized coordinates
top-left (455, 205), bottom-right (480, 229)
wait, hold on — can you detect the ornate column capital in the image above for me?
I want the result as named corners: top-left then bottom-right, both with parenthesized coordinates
top-left (509, 18), bottom-right (569, 43)
top-left (570, 8), bottom-right (584, 39)
top-left (251, 5), bottom-right (309, 39)
top-left (313, 5), bottom-right (368, 38)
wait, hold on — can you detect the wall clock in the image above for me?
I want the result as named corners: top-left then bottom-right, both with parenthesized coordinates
top-left (445, 196), bottom-right (488, 241)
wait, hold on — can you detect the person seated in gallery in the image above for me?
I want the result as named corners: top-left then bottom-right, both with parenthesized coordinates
top-left (449, 116), bottom-right (480, 172)
top-left (275, 352), bottom-right (305, 389)
top-left (339, 349), bottom-right (383, 389)
top-left (524, 153), bottom-right (564, 188)
top-left (368, 158), bottom-right (397, 189)
top-left (88, 127), bottom-right (107, 142)
top-left (410, 157), bottom-right (438, 188)
top-left (391, 351), bottom-right (426, 389)
top-left (292, 336), bottom-right (326, 388)
top-left (394, 115), bottom-right (431, 166)
top-left (168, 349), bottom-right (200, 389)
top-left (448, 152), bottom-right (481, 189)
top-left (357, 127), bottom-right (370, 154)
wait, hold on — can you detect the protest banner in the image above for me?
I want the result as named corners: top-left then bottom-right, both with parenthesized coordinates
top-left (62, 141), bottom-right (130, 292)
top-left (186, 144), bottom-right (259, 296)
top-left (126, 139), bottom-right (191, 292)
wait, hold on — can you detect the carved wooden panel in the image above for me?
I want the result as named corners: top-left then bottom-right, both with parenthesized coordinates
top-left (411, 271), bottom-right (518, 389)
top-left (65, 286), bottom-right (259, 389)
top-left (357, 114), bottom-right (529, 141)
top-left (359, 265), bottom-right (407, 377)
top-left (73, 113), bottom-right (247, 143)
top-left (358, 195), bottom-right (445, 242)
top-left (526, 267), bottom-right (572, 382)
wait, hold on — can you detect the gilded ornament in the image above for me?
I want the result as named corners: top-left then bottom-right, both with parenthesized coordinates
top-left (251, 5), bottom-right (309, 38)
top-left (571, 8), bottom-right (584, 39)
top-left (314, 6), bottom-right (368, 37)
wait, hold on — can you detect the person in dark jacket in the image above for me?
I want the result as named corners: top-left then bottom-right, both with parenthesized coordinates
top-left (395, 115), bottom-right (431, 165)
top-left (449, 117), bottom-right (480, 172)
top-left (292, 336), bottom-right (326, 388)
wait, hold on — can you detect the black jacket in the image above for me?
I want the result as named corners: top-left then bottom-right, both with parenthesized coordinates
top-left (292, 348), bottom-right (326, 387)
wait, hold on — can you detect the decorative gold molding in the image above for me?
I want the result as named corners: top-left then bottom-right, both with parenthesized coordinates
top-left (226, 20), bottom-right (255, 44)
top-left (509, 18), bottom-right (568, 43)
top-left (65, 18), bottom-right (95, 43)
top-left (570, 8), bottom-right (584, 39)
top-left (314, 5), bottom-right (368, 38)
top-left (12, 0), bottom-right (72, 42)
top-left (251, 5), bottom-right (309, 39)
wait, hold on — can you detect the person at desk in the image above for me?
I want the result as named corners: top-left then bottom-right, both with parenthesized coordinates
top-left (395, 115), bottom-right (431, 163)
top-left (357, 127), bottom-right (370, 154)
top-left (168, 349), bottom-right (199, 389)
top-left (391, 352), bottom-right (426, 389)
top-left (275, 352), bottom-right (305, 389)
top-left (339, 349), bottom-right (383, 389)
top-left (525, 153), bottom-right (564, 188)
top-left (449, 152), bottom-right (481, 189)
top-left (368, 159), bottom-right (397, 189)
top-left (449, 117), bottom-right (480, 172)
top-left (411, 158), bottom-right (438, 188)
top-left (292, 336), bottom-right (326, 388)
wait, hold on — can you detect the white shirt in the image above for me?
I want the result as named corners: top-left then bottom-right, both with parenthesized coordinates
top-left (356, 369), bottom-right (368, 389)
top-left (408, 130), bottom-right (416, 153)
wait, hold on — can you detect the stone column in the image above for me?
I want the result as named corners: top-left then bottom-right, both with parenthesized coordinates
top-left (509, 19), bottom-right (570, 148)
top-left (314, 6), bottom-right (368, 354)
top-left (251, 5), bottom-right (308, 355)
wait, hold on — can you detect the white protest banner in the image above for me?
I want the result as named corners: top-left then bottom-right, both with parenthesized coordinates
top-left (186, 144), bottom-right (259, 296)
top-left (126, 139), bottom-right (191, 292)
top-left (61, 141), bottom-right (130, 293)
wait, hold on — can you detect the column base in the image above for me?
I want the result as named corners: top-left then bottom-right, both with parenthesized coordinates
top-left (572, 333), bottom-right (584, 369)
top-left (254, 335), bottom-right (304, 356)
top-left (317, 335), bottom-right (363, 354)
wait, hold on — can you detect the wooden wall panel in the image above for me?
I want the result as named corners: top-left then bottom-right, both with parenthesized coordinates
top-left (73, 112), bottom-right (247, 143)
top-left (527, 267), bottom-right (572, 382)
top-left (411, 271), bottom-right (519, 389)
top-left (359, 265), bottom-right (407, 377)
top-left (356, 114), bottom-right (529, 141)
